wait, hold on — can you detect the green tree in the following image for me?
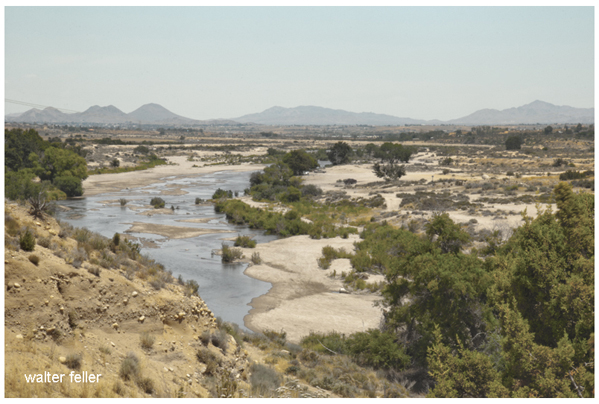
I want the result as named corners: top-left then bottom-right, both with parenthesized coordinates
top-left (372, 142), bottom-right (413, 181)
top-left (427, 327), bottom-right (509, 398)
top-left (327, 141), bottom-right (352, 165)
top-left (33, 146), bottom-right (88, 182)
top-left (425, 212), bottom-right (471, 254)
top-left (53, 175), bottom-right (84, 197)
top-left (282, 149), bottom-right (318, 175)
top-left (544, 125), bottom-right (554, 134)
top-left (505, 135), bottom-right (523, 150)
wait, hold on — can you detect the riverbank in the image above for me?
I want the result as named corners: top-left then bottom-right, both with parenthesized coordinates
top-left (241, 234), bottom-right (383, 344)
top-left (82, 155), bottom-right (265, 197)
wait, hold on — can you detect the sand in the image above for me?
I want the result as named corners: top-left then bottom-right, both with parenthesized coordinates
top-left (80, 152), bottom-right (554, 344)
top-left (242, 235), bottom-right (383, 344)
top-left (82, 156), bottom-right (264, 197)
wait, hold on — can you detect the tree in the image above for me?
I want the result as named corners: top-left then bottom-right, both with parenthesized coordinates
top-left (373, 162), bottom-right (406, 181)
top-left (505, 135), bottom-right (523, 150)
top-left (544, 125), bottom-right (554, 134)
top-left (33, 146), bottom-right (88, 182)
top-left (53, 176), bottom-right (84, 197)
top-left (110, 158), bottom-right (120, 168)
top-left (372, 142), bottom-right (413, 181)
top-left (327, 141), bottom-right (352, 165)
top-left (425, 212), bottom-right (471, 254)
top-left (282, 149), bottom-right (318, 175)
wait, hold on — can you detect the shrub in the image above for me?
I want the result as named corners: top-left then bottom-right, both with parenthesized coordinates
top-left (251, 252), bottom-right (262, 265)
top-left (28, 254), bottom-right (40, 266)
top-left (119, 198), bottom-right (128, 206)
top-left (559, 170), bottom-right (589, 181)
top-left (263, 329), bottom-right (287, 346)
top-left (5, 216), bottom-right (20, 237)
top-left (212, 188), bottom-right (233, 199)
top-left (195, 197), bottom-right (203, 205)
top-left (68, 311), bottom-right (78, 329)
top-left (184, 279), bottom-right (199, 296)
top-left (301, 184), bottom-right (323, 198)
top-left (552, 158), bottom-right (567, 167)
top-left (137, 377), bottom-right (154, 394)
top-left (439, 157), bottom-right (453, 166)
top-left (140, 332), bottom-right (155, 349)
top-left (19, 229), bottom-right (35, 251)
top-left (211, 329), bottom-right (229, 352)
top-left (53, 175), bottom-right (83, 197)
top-left (234, 234), bottom-right (256, 248)
top-left (221, 244), bottom-right (243, 263)
top-left (200, 330), bottom-right (211, 346)
top-left (150, 197), bottom-right (165, 208)
top-left (119, 352), bottom-right (141, 381)
top-left (249, 363), bottom-right (282, 397)
top-left (196, 347), bottom-right (221, 375)
top-left (112, 232), bottom-right (120, 246)
top-left (65, 354), bottom-right (82, 370)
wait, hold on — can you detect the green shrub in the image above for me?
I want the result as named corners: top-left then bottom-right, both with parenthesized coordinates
top-left (559, 170), bottom-right (590, 181)
top-left (221, 244), bottom-right (243, 263)
top-left (195, 197), bottom-right (203, 204)
top-left (212, 188), bottom-right (233, 199)
top-left (150, 197), bottom-right (165, 208)
top-left (19, 229), bottom-right (35, 251)
top-left (112, 232), bottom-right (120, 246)
top-left (345, 329), bottom-right (410, 371)
top-left (234, 234), bottom-right (256, 248)
top-left (53, 176), bottom-right (83, 197)
top-left (119, 198), bottom-right (128, 206)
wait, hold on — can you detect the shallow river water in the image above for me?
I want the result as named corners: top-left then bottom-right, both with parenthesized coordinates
top-left (54, 170), bottom-right (275, 330)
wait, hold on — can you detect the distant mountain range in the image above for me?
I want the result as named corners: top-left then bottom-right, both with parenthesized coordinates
top-left (4, 103), bottom-right (235, 126)
top-left (232, 105), bottom-right (444, 126)
top-left (6, 100), bottom-right (594, 126)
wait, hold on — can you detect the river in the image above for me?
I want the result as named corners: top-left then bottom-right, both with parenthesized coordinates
top-left (54, 170), bottom-right (275, 331)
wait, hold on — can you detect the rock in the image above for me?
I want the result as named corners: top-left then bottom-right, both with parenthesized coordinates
top-left (112, 323), bottom-right (119, 330)
top-left (16, 334), bottom-right (23, 340)
top-left (60, 306), bottom-right (65, 312)
top-left (123, 298), bottom-right (128, 305)
top-left (138, 316), bottom-right (145, 323)
top-left (58, 356), bottom-right (67, 364)
top-left (339, 288), bottom-right (349, 294)
top-left (111, 342), bottom-right (116, 347)
top-left (13, 283), bottom-right (20, 289)
top-left (178, 311), bottom-right (186, 319)
top-left (132, 291), bottom-right (138, 298)
top-left (48, 229), bottom-right (57, 235)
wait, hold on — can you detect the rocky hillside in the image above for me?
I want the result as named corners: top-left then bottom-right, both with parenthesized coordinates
top-left (4, 202), bottom-right (249, 398)
top-left (4, 201), bottom-right (414, 398)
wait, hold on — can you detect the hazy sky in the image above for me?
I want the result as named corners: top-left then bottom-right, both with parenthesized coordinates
top-left (4, 6), bottom-right (595, 121)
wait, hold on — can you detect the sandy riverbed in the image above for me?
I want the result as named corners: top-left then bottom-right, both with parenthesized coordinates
top-left (81, 153), bottom-right (552, 343)
top-left (82, 156), bottom-right (264, 197)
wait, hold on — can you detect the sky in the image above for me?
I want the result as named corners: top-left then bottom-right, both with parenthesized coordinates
top-left (3, 6), bottom-right (595, 121)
